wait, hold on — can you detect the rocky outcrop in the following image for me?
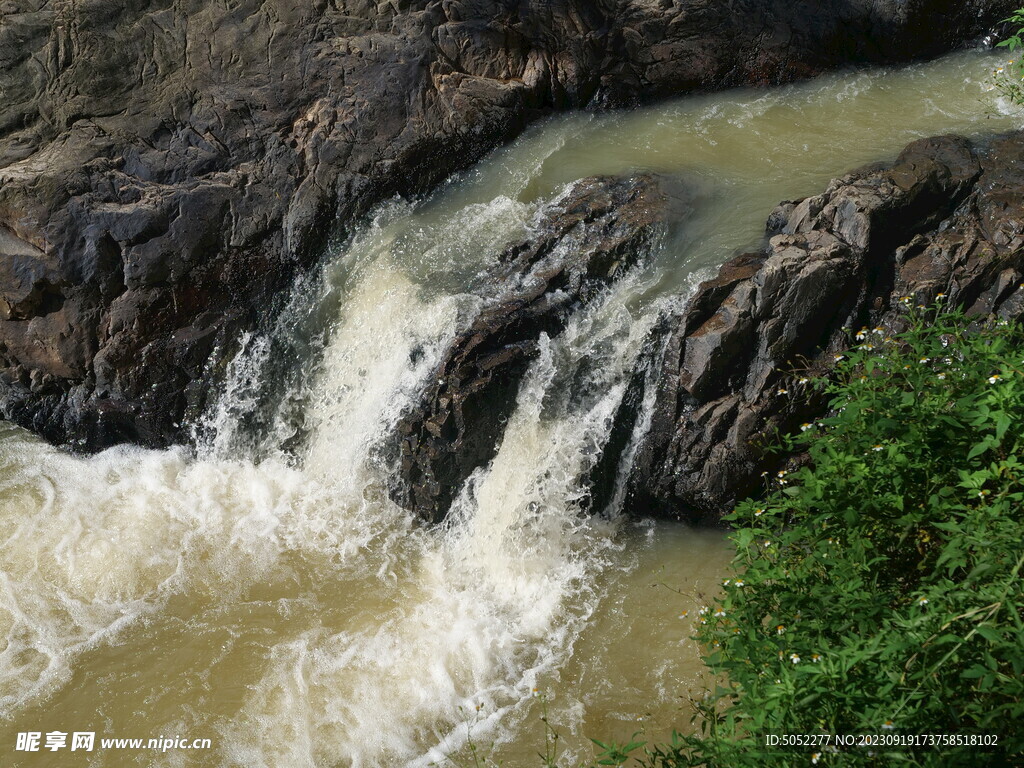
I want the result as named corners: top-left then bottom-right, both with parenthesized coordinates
top-left (391, 174), bottom-right (667, 522)
top-left (625, 132), bottom-right (1024, 523)
top-left (0, 0), bottom-right (1016, 449)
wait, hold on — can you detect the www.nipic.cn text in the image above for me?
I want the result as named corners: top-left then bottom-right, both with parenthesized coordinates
top-left (14, 732), bottom-right (212, 752)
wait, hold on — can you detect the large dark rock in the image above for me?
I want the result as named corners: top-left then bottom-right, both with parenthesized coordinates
top-left (391, 174), bottom-right (667, 522)
top-left (0, 0), bottom-right (1015, 449)
top-left (626, 132), bottom-right (1024, 523)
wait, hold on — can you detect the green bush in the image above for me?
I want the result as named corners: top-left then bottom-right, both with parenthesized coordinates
top-left (994, 9), bottom-right (1024, 104)
top-left (606, 306), bottom-right (1024, 767)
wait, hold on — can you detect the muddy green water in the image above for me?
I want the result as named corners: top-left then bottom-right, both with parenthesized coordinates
top-left (0, 49), bottom-right (1018, 767)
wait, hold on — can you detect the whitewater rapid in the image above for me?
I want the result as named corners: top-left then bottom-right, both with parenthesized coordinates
top-left (0, 48), bottom-right (1018, 767)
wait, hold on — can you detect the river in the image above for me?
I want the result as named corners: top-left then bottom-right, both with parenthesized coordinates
top-left (0, 49), bottom-right (1018, 767)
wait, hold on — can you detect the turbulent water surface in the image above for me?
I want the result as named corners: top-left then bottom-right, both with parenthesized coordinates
top-left (0, 50), bottom-right (1019, 766)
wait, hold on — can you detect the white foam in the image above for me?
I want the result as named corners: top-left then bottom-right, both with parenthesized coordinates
top-left (222, 276), bottom-right (653, 768)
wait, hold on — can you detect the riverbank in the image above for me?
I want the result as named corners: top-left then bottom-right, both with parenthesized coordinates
top-left (657, 308), bottom-right (1024, 767)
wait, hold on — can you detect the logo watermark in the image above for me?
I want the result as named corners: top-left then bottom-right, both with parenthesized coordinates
top-left (14, 732), bottom-right (211, 753)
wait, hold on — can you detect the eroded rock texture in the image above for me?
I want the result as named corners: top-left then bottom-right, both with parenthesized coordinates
top-left (0, 0), bottom-right (1015, 448)
top-left (627, 132), bottom-right (1024, 523)
top-left (392, 174), bottom-right (667, 522)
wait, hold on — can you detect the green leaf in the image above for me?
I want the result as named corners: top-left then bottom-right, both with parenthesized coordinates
top-left (997, 413), bottom-right (1011, 442)
top-left (962, 665), bottom-right (988, 680)
top-left (975, 625), bottom-right (1003, 644)
top-left (968, 440), bottom-right (991, 460)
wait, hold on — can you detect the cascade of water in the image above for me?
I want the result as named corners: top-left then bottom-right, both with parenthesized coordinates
top-left (0, 48), bottom-right (1016, 766)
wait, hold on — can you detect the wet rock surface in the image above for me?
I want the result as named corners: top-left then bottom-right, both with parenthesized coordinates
top-left (392, 174), bottom-right (667, 523)
top-left (0, 0), bottom-right (1015, 449)
top-left (626, 132), bottom-right (1024, 523)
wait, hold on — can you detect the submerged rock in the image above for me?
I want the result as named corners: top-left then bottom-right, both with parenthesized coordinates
top-left (626, 133), bottom-right (1024, 523)
top-left (392, 174), bottom-right (668, 522)
top-left (0, 0), bottom-right (1015, 449)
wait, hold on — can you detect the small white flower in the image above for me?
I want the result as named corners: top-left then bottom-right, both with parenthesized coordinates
top-left (937, 373), bottom-right (946, 380)
top-left (855, 329), bottom-right (868, 341)
top-left (698, 607), bottom-right (708, 616)
top-left (989, 375), bottom-right (1001, 384)
top-left (919, 357), bottom-right (930, 364)
top-left (776, 625), bottom-right (786, 635)
top-left (735, 580), bottom-right (745, 588)
top-left (800, 423), bottom-right (813, 431)
top-left (798, 377), bottom-right (810, 385)
top-left (777, 388), bottom-right (789, 395)
top-left (812, 752), bottom-right (821, 764)
top-left (917, 597), bottom-right (929, 606)
top-left (714, 610), bottom-right (727, 618)
top-left (811, 653), bottom-right (822, 663)
top-left (872, 444), bottom-right (884, 452)
top-left (754, 508), bottom-right (764, 517)
top-left (833, 354), bottom-right (845, 362)
top-left (790, 653), bottom-right (801, 664)
top-left (882, 720), bottom-right (895, 730)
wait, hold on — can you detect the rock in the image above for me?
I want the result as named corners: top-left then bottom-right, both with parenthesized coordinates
top-left (0, 0), bottom-right (1015, 450)
top-left (627, 132), bottom-right (1024, 523)
top-left (391, 174), bottom-right (668, 522)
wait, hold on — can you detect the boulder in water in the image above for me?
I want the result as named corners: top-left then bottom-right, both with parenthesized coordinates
top-left (391, 174), bottom-right (669, 523)
top-left (626, 133), bottom-right (1024, 522)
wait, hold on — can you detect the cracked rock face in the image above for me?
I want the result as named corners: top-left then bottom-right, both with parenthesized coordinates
top-left (0, 0), bottom-right (1015, 449)
top-left (390, 174), bottom-right (668, 523)
top-left (625, 132), bottom-right (1024, 523)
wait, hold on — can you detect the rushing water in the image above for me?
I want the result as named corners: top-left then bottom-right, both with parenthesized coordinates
top-left (0, 50), bottom-right (1019, 767)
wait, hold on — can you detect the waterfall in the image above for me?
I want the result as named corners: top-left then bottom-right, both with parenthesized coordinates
top-left (0, 48), bottom-right (1015, 766)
